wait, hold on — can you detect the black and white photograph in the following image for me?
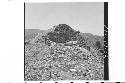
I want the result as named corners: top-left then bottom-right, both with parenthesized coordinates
top-left (24, 2), bottom-right (108, 81)
top-left (2, 0), bottom-right (125, 82)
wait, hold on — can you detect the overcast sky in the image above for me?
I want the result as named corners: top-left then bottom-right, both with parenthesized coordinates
top-left (25, 2), bottom-right (104, 36)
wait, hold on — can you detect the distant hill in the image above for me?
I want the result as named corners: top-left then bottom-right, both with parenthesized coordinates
top-left (25, 25), bottom-right (104, 49)
top-left (25, 29), bottom-right (46, 40)
top-left (25, 27), bottom-right (56, 41)
top-left (79, 33), bottom-right (104, 47)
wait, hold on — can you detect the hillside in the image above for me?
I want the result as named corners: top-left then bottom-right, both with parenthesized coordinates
top-left (24, 24), bottom-right (104, 81)
top-left (25, 29), bottom-right (42, 40)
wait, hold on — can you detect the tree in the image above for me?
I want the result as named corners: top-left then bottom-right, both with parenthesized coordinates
top-left (95, 41), bottom-right (101, 49)
top-left (47, 24), bottom-right (79, 43)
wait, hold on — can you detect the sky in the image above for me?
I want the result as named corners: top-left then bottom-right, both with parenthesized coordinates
top-left (25, 2), bottom-right (104, 36)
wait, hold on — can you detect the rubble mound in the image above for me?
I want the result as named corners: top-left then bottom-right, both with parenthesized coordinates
top-left (25, 24), bottom-right (104, 81)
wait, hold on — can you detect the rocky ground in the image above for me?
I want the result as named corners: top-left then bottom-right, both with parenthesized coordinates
top-left (25, 24), bottom-right (104, 81)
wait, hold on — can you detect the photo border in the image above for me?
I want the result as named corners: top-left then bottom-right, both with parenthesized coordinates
top-left (104, 2), bottom-right (109, 80)
top-left (24, 2), bottom-right (25, 81)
